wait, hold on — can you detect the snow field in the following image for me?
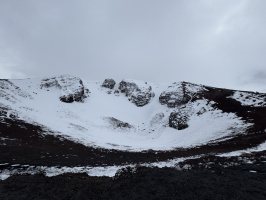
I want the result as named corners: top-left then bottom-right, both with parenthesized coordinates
top-left (1, 77), bottom-right (251, 151)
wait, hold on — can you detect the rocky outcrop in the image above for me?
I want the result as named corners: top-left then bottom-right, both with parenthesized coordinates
top-left (40, 75), bottom-right (88, 103)
top-left (118, 80), bottom-right (155, 107)
top-left (169, 111), bottom-right (189, 130)
top-left (107, 117), bottom-right (133, 129)
top-left (159, 82), bottom-right (205, 108)
top-left (102, 79), bottom-right (116, 89)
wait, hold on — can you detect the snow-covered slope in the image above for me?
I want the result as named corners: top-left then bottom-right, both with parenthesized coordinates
top-left (0, 75), bottom-right (261, 151)
top-left (229, 91), bottom-right (266, 107)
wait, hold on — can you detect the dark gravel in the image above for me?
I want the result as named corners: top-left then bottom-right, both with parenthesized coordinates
top-left (1, 164), bottom-right (266, 200)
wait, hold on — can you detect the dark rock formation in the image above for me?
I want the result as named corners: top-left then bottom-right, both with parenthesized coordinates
top-left (107, 117), bottom-right (133, 129)
top-left (159, 82), bottom-right (205, 108)
top-left (118, 80), bottom-right (139, 96)
top-left (169, 111), bottom-right (189, 130)
top-left (40, 75), bottom-right (88, 103)
top-left (159, 92), bottom-right (190, 108)
top-left (131, 92), bottom-right (155, 107)
top-left (102, 79), bottom-right (116, 89)
top-left (118, 80), bottom-right (155, 107)
top-left (197, 107), bottom-right (207, 115)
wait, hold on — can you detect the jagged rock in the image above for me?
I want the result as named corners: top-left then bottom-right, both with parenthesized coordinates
top-left (40, 75), bottom-right (88, 103)
top-left (107, 117), bottom-right (133, 129)
top-left (102, 79), bottom-right (116, 89)
top-left (119, 80), bottom-right (139, 96)
top-left (118, 80), bottom-right (155, 107)
top-left (197, 107), bottom-right (207, 115)
top-left (159, 82), bottom-right (205, 108)
top-left (169, 111), bottom-right (189, 130)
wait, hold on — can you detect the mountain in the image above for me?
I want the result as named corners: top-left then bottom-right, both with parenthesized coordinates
top-left (0, 75), bottom-right (266, 199)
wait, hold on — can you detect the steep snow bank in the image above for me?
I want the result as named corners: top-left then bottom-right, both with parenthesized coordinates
top-left (40, 75), bottom-right (89, 103)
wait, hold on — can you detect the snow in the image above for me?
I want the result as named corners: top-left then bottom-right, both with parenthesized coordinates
top-left (161, 82), bottom-right (207, 100)
top-left (218, 140), bottom-right (266, 157)
top-left (0, 76), bottom-right (251, 151)
top-left (229, 91), bottom-right (266, 107)
top-left (0, 155), bottom-right (200, 180)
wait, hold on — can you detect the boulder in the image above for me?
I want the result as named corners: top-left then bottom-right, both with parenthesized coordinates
top-left (118, 80), bottom-right (155, 107)
top-left (169, 111), bottom-right (189, 130)
top-left (197, 107), bottom-right (207, 115)
top-left (159, 82), bottom-right (205, 108)
top-left (40, 75), bottom-right (88, 103)
top-left (102, 79), bottom-right (116, 89)
top-left (107, 117), bottom-right (133, 129)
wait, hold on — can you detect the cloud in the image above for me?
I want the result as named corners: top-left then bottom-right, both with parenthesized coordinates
top-left (0, 0), bottom-right (265, 92)
top-left (237, 70), bottom-right (266, 92)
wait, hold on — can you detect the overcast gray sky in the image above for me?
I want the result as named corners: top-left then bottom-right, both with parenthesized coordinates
top-left (0, 0), bottom-right (266, 92)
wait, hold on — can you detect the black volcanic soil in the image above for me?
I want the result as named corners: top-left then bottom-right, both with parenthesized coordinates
top-left (1, 163), bottom-right (266, 200)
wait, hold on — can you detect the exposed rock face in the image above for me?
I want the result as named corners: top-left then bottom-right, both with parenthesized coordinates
top-left (197, 107), bottom-right (207, 115)
top-left (106, 117), bottom-right (133, 129)
top-left (40, 75), bottom-right (88, 103)
top-left (169, 111), bottom-right (189, 130)
top-left (118, 80), bottom-right (155, 107)
top-left (102, 79), bottom-right (116, 89)
top-left (159, 82), bottom-right (205, 108)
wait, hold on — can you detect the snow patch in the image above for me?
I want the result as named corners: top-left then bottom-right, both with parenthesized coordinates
top-left (229, 91), bottom-right (266, 107)
top-left (218, 140), bottom-right (266, 157)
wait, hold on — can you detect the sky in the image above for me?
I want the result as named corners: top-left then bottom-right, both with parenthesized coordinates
top-left (0, 0), bottom-right (266, 92)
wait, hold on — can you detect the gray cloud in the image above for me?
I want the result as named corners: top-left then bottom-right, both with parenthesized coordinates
top-left (237, 70), bottom-right (266, 92)
top-left (0, 0), bottom-right (266, 92)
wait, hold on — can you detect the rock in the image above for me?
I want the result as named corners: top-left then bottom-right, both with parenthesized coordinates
top-left (197, 107), bottom-right (207, 115)
top-left (159, 82), bottom-right (205, 108)
top-left (40, 75), bottom-right (88, 103)
top-left (169, 111), bottom-right (189, 130)
top-left (107, 117), bottom-right (133, 129)
top-left (118, 80), bottom-right (155, 107)
top-left (102, 79), bottom-right (116, 89)
top-left (119, 80), bottom-right (139, 96)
